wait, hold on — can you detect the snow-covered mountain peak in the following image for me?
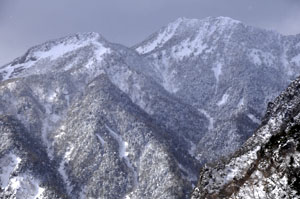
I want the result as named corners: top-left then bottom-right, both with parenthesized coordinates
top-left (176, 16), bottom-right (241, 28)
top-left (135, 16), bottom-right (241, 54)
top-left (0, 32), bottom-right (111, 81)
top-left (210, 16), bottom-right (241, 25)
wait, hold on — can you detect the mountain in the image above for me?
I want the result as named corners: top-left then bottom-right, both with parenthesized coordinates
top-left (134, 16), bottom-right (300, 162)
top-left (0, 32), bottom-right (207, 198)
top-left (0, 16), bottom-right (300, 199)
top-left (192, 75), bottom-right (300, 199)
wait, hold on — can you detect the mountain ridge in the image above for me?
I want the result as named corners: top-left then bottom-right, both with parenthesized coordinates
top-left (1, 16), bottom-right (300, 198)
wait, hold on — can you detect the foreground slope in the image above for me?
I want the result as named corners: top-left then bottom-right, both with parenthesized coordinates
top-left (192, 76), bottom-right (300, 198)
top-left (134, 16), bottom-right (300, 162)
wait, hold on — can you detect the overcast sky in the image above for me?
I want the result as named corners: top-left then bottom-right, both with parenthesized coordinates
top-left (1, 0), bottom-right (300, 65)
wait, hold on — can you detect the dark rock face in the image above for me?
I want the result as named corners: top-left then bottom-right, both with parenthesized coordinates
top-left (0, 17), bottom-right (300, 198)
top-left (192, 76), bottom-right (300, 199)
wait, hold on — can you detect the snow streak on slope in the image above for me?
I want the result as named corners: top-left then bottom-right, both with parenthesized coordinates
top-left (95, 133), bottom-right (106, 146)
top-left (198, 109), bottom-right (214, 130)
top-left (247, 113), bottom-right (260, 124)
top-left (212, 62), bottom-right (223, 83)
top-left (105, 125), bottom-right (138, 194)
top-left (217, 93), bottom-right (229, 106)
top-left (41, 105), bottom-right (59, 160)
top-left (58, 145), bottom-right (74, 195)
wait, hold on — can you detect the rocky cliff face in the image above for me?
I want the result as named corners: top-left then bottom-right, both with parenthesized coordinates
top-left (0, 17), bottom-right (300, 199)
top-left (192, 76), bottom-right (300, 198)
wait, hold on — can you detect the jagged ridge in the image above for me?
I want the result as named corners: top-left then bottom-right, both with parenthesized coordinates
top-left (192, 76), bottom-right (300, 198)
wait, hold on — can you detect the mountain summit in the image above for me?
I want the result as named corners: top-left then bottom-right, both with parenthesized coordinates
top-left (134, 16), bottom-right (300, 163)
top-left (135, 16), bottom-right (241, 55)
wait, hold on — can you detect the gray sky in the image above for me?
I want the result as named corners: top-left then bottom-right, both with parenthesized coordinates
top-left (1, 0), bottom-right (300, 66)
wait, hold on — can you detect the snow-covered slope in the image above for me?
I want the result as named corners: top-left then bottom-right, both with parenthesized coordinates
top-left (1, 16), bottom-right (300, 199)
top-left (192, 75), bottom-right (300, 199)
top-left (134, 16), bottom-right (300, 162)
top-left (0, 32), bottom-right (207, 198)
top-left (0, 32), bottom-right (110, 81)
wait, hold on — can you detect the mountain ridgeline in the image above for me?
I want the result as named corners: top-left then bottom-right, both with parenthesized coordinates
top-left (0, 17), bottom-right (300, 198)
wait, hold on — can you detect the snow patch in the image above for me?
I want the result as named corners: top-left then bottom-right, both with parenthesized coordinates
top-left (58, 145), bottom-right (75, 194)
top-left (249, 49), bottom-right (262, 65)
top-left (93, 42), bottom-right (111, 64)
top-left (0, 153), bottom-right (22, 188)
top-left (172, 38), bottom-right (208, 60)
top-left (249, 49), bottom-right (275, 66)
top-left (184, 135), bottom-right (198, 158)
top-left (161, 69), bottom-right (179, 93)
top-left (238, 97), bottom-right (245, 108)
top-left (212, 62), bottom-right (222, 83)
top-left (3, 174), bottom-right (45, 199)
top-left (188, 140), bottom-right (197, 158)
top-left (96, 133), bottom-right (106, 146)
top-left (152, 53), bottom-right (180, 93)
top-left (217, 93), bottom-right (229, 106)
top-left (35, 42), bottom-right (85, 61)
top-left (199, 109), bottom-right (214, 130)
top-left (247, 114), bottom-right (261, 124)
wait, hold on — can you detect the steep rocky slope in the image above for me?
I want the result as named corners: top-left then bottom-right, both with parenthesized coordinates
top-left (134, 16), bottom-right (300, 162)
top-left (192, 76), bottom-right (300, 198)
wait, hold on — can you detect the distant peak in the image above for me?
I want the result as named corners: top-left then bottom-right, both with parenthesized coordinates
top-left (211, 16), bottom-right (241, 23)
top-left (0, 31), bottom-right (112, 80)
top-left (28, 31), bottom-right (108, 56)
top-left (72, 32), bottom-right (106, 42)
top-left (51, 32), bottom-right (106, 46)
top-left (135, 16), bottom-right (242, 54)
top-left (169, 16), bottom-right (241, 28)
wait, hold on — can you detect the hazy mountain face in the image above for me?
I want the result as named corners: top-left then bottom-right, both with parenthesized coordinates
top-left (192, 75), bottom-right (300, 199)
top-left (134, 16), bottom-right (300, 162)
top-left (0, 17), bottom-right (300, 199)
